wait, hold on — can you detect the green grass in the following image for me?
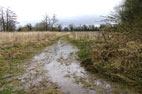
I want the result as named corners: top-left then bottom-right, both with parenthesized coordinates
top-left (0, 86), bottom-right (27, 94)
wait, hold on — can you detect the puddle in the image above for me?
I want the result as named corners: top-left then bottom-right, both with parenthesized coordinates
top-left (18, 39), bottom-right (138, 94)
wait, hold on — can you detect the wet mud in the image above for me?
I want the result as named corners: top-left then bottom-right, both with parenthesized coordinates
top-left (18, 39), bottom-right (137, 94)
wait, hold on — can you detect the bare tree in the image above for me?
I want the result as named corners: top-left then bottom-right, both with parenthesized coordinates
top-left (0, 7), bottom-right (17, 31)
top-left (51, 14), bottom-right (58, 31)
top-left (42, 14), bottom-right (50, 31)
top-left (6, 8), bottom-right (17, 31)
top-left (42, 14), bottom-right (58, 31)
top-left (0, 7), bottom-right (6, 31)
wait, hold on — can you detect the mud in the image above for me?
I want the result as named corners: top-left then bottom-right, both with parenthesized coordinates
top-left (18, 39), bottom-right (138, 94)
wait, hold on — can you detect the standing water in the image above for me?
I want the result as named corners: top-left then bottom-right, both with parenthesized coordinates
top-left (19, 39), bottom-right (138, 94)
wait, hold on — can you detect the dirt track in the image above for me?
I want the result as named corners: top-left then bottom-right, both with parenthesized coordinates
top-left (17, 39), bottom-right (137, 94)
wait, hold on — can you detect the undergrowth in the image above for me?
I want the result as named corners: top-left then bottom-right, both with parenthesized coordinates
top-left (67, 32), bottom-right (142, 93)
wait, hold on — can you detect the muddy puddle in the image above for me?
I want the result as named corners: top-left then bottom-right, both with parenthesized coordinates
top-left (18, 39), bottom-right (138, 94)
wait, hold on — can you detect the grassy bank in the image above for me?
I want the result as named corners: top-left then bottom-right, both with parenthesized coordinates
top-left (0, 32), bottom-right (67, 94)
top-left (67, 32), bottom-right (142, 93)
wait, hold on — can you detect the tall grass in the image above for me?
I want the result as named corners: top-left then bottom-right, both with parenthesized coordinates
top-left (68, 32), bottom-right (101, 40)
top-left (0, 32), bottom-right (68, 48)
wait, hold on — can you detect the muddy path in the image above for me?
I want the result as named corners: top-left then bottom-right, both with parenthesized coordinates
top-left (18, 39), bottom-right (137, 94)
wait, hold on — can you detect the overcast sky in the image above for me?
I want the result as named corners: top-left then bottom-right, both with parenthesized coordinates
top-left (0, 0), bottom-right (122, 26)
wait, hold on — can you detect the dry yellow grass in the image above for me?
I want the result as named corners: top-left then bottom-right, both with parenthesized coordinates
top-left (69, 32), bottom-right (102, 40)
top-left (0, 32), bottom-right (68, 48)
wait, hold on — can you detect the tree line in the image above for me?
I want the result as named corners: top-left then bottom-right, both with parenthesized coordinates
top-left (0, 6), bottom-right (100, 32)
top-left (19, 23), bottom-right (100, 32)
top-left (18, 14), bottom-right (100, 32)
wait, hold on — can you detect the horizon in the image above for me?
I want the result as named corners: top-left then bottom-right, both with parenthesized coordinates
top-left (0, 0), bottom-right (122, 26)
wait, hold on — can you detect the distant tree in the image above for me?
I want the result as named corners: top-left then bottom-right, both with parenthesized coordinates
top-left (99, 23), bottom-right (112, 31)
top-left (88, 25), bottom-right (95, 31)
top-left (17, 26), bottom-right (22, 31)
top-left (26, 23), bottom-right (32, 31)
top-left (78, 24), bottom-right (82, 31)
top-left (94, 27), bottom-right (99, 31)
top-left (99, 24), bottom-right (107, 29)
top-left (82, 25), bottom-right (88, 31)
top-left (62, 24), bottom-right (98, 32)
top-left (58, 24), bottom-right (62, 32)
top-left (34, 22), bottom-right (45, 31)
top-left (64, 27), bottom-right (69, 31)
top-left (69, 24), bottom-right (74, 31)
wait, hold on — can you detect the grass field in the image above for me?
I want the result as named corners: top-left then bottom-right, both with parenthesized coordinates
top-left (0, 32), bottom-right (68, 48)
top-left (0, 31), bottom-right (142, 93)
